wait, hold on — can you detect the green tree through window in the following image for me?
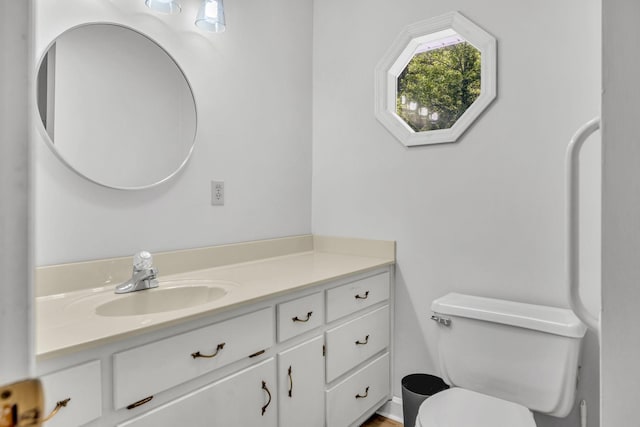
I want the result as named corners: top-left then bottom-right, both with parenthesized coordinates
top-left (397, 42), bottom-right (481, 132)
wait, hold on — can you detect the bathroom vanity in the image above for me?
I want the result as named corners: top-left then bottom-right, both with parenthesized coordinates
top-left (35, 236), bottom-right (395, 427)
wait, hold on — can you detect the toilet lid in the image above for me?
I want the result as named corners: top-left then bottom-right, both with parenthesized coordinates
top-left (416, 388), bottom-right (536, 427)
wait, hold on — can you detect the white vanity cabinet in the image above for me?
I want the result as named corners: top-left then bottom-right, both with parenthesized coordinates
top-left (277, 336), bottom-right (325, 427)
top-left (36, 267), bottom-right (393, 427)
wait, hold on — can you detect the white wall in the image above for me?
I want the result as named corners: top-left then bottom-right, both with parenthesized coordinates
top-left (601, 1), bottom-right (640, 426)
top-left (312, 1), bottom-right (601, 426)
top-left (34, 0), bottom-right (313, 265)
top-left (0, 0), bottom-right (32, 382)
top-left (30, 1), bottom-right (607, 424)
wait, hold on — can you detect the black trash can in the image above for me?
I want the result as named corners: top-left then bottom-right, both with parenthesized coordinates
top-left (401, 374), bottom-right (449, 427)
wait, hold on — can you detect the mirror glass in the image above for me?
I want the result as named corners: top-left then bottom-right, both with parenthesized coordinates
top-left (36, 24), bottom-right (197, 190)
top-left (396, 32), bottom-right (481, 132)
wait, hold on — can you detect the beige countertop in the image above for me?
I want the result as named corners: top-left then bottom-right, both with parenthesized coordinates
top-left (36, 236), bottom-right (395, 359)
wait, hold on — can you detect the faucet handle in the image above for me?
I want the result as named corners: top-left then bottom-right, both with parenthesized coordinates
top-left (133, 251), bottom-right (154, 271)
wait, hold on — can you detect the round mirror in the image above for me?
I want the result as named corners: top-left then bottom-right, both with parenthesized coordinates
top-left (36, 24), bottom-right (197, 190)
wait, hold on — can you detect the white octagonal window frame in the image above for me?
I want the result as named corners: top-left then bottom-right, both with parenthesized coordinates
top-left (375, 12), bottom-right (497, 147)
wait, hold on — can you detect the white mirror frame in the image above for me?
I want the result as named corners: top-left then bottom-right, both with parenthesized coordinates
top-left (375, 12), bottom-right (497, 147)
top-left (35, 23), bottom-right (199, 191)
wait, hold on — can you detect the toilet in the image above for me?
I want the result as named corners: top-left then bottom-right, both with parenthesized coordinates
top-left (415, 293), bottom-right (587, 427)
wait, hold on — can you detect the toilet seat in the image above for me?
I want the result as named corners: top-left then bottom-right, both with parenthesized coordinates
top-left (415, 388), bottom-right (536, 427)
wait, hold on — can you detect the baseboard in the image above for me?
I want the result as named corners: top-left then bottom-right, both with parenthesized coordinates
top-left (377, 396), bottom-right (403, 423)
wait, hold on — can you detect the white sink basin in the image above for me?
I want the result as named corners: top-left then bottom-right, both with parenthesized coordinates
top-left (96, 283), bottom-right (230, 316)
top-left (65, 279), bottom-right (235, 317)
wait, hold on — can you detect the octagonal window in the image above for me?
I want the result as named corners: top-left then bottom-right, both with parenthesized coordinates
top-left (375, 12), bottom-right (496, 146)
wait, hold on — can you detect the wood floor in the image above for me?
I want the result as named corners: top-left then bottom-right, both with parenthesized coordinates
top-left (361, 414), bottom-right (403, 426)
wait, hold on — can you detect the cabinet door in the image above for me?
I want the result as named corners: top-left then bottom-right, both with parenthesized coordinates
top-left (119, 358), bottom-right (277, 427)
top-left (277, 336), bottom-right (325, 427)
top-left (208, 358), bottom-right (277, 427)
top-left (39, 360), bottom-right (102, 427)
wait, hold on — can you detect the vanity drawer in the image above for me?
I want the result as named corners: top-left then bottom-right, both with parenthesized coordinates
top-left (326, 272), bottom-right (389, 322)
top-left (40, 360), bottom-right (102, 427)
top-left (113, 307), bottom-right (274, 409)
top-left (277, 292), bottom-right (324, 342)
top-left (325, 305), bottom-right (389, 382)
top-left (326, 352), bottom-right (390, 427)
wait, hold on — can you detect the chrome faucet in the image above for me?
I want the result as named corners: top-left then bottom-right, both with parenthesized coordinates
top-left (115, 251), bottom-right (159, 294)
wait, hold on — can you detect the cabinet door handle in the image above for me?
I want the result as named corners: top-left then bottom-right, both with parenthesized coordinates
top-left (354, 291), bottom-right (369, 300)
top-left (41, 397), bottom-right (71, 422)
top-left (355, 335), bottom-right (369, 345)
top-left (292, 311), bottom-right (313, 322)
top-left (287, 366), bottom-right (293, 397)
top-left (191, 342), bottom-right (225, 359)
top-left (126, 396), bottom-right (153, 410)
top-left (261, 381), bottom-right (272, 416)
top-left (355, 386), bottom-right (369, 399)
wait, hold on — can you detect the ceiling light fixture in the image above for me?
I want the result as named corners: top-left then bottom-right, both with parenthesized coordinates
top-left (195, 0), bottom-right (226, 33)
top-left (145, 0), bottom-right (182, 14)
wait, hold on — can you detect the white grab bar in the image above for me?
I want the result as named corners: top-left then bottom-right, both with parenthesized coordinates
top-left (566, 117), bottom-right (600, 332)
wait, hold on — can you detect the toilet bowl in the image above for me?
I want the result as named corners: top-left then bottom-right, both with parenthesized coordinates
top-left (420, 293), bottom-right (586, 427)
top-left (415, 388), bottom-right (536, 427)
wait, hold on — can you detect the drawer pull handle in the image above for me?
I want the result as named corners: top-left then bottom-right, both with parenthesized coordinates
top-left (191, 342), bottom-right (225, 359)
top-left (126, 396), bottom-right (153, 410)
top-left (249, 349), bottom-right (266, 358)
top-left (355, 386), bottom-right (370, 399)
top-left (355, 291), bottom-right (369, 300)
top-left (292, 311), bottom-right (313, 322)
top-left (355, 335), bottom-right (370, 345)
top-left (41, 397), bottom-right (71, 422)
top-left (261, 381), bottom-right (272, 416)
top-left (287, 366), bottom-right (293, 397)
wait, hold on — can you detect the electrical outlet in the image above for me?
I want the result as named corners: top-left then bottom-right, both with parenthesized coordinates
top-left (211, 181), bottom-right (224, 206)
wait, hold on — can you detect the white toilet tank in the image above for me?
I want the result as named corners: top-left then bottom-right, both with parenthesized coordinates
top-left (431, 293), bottom-right (587, 417)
